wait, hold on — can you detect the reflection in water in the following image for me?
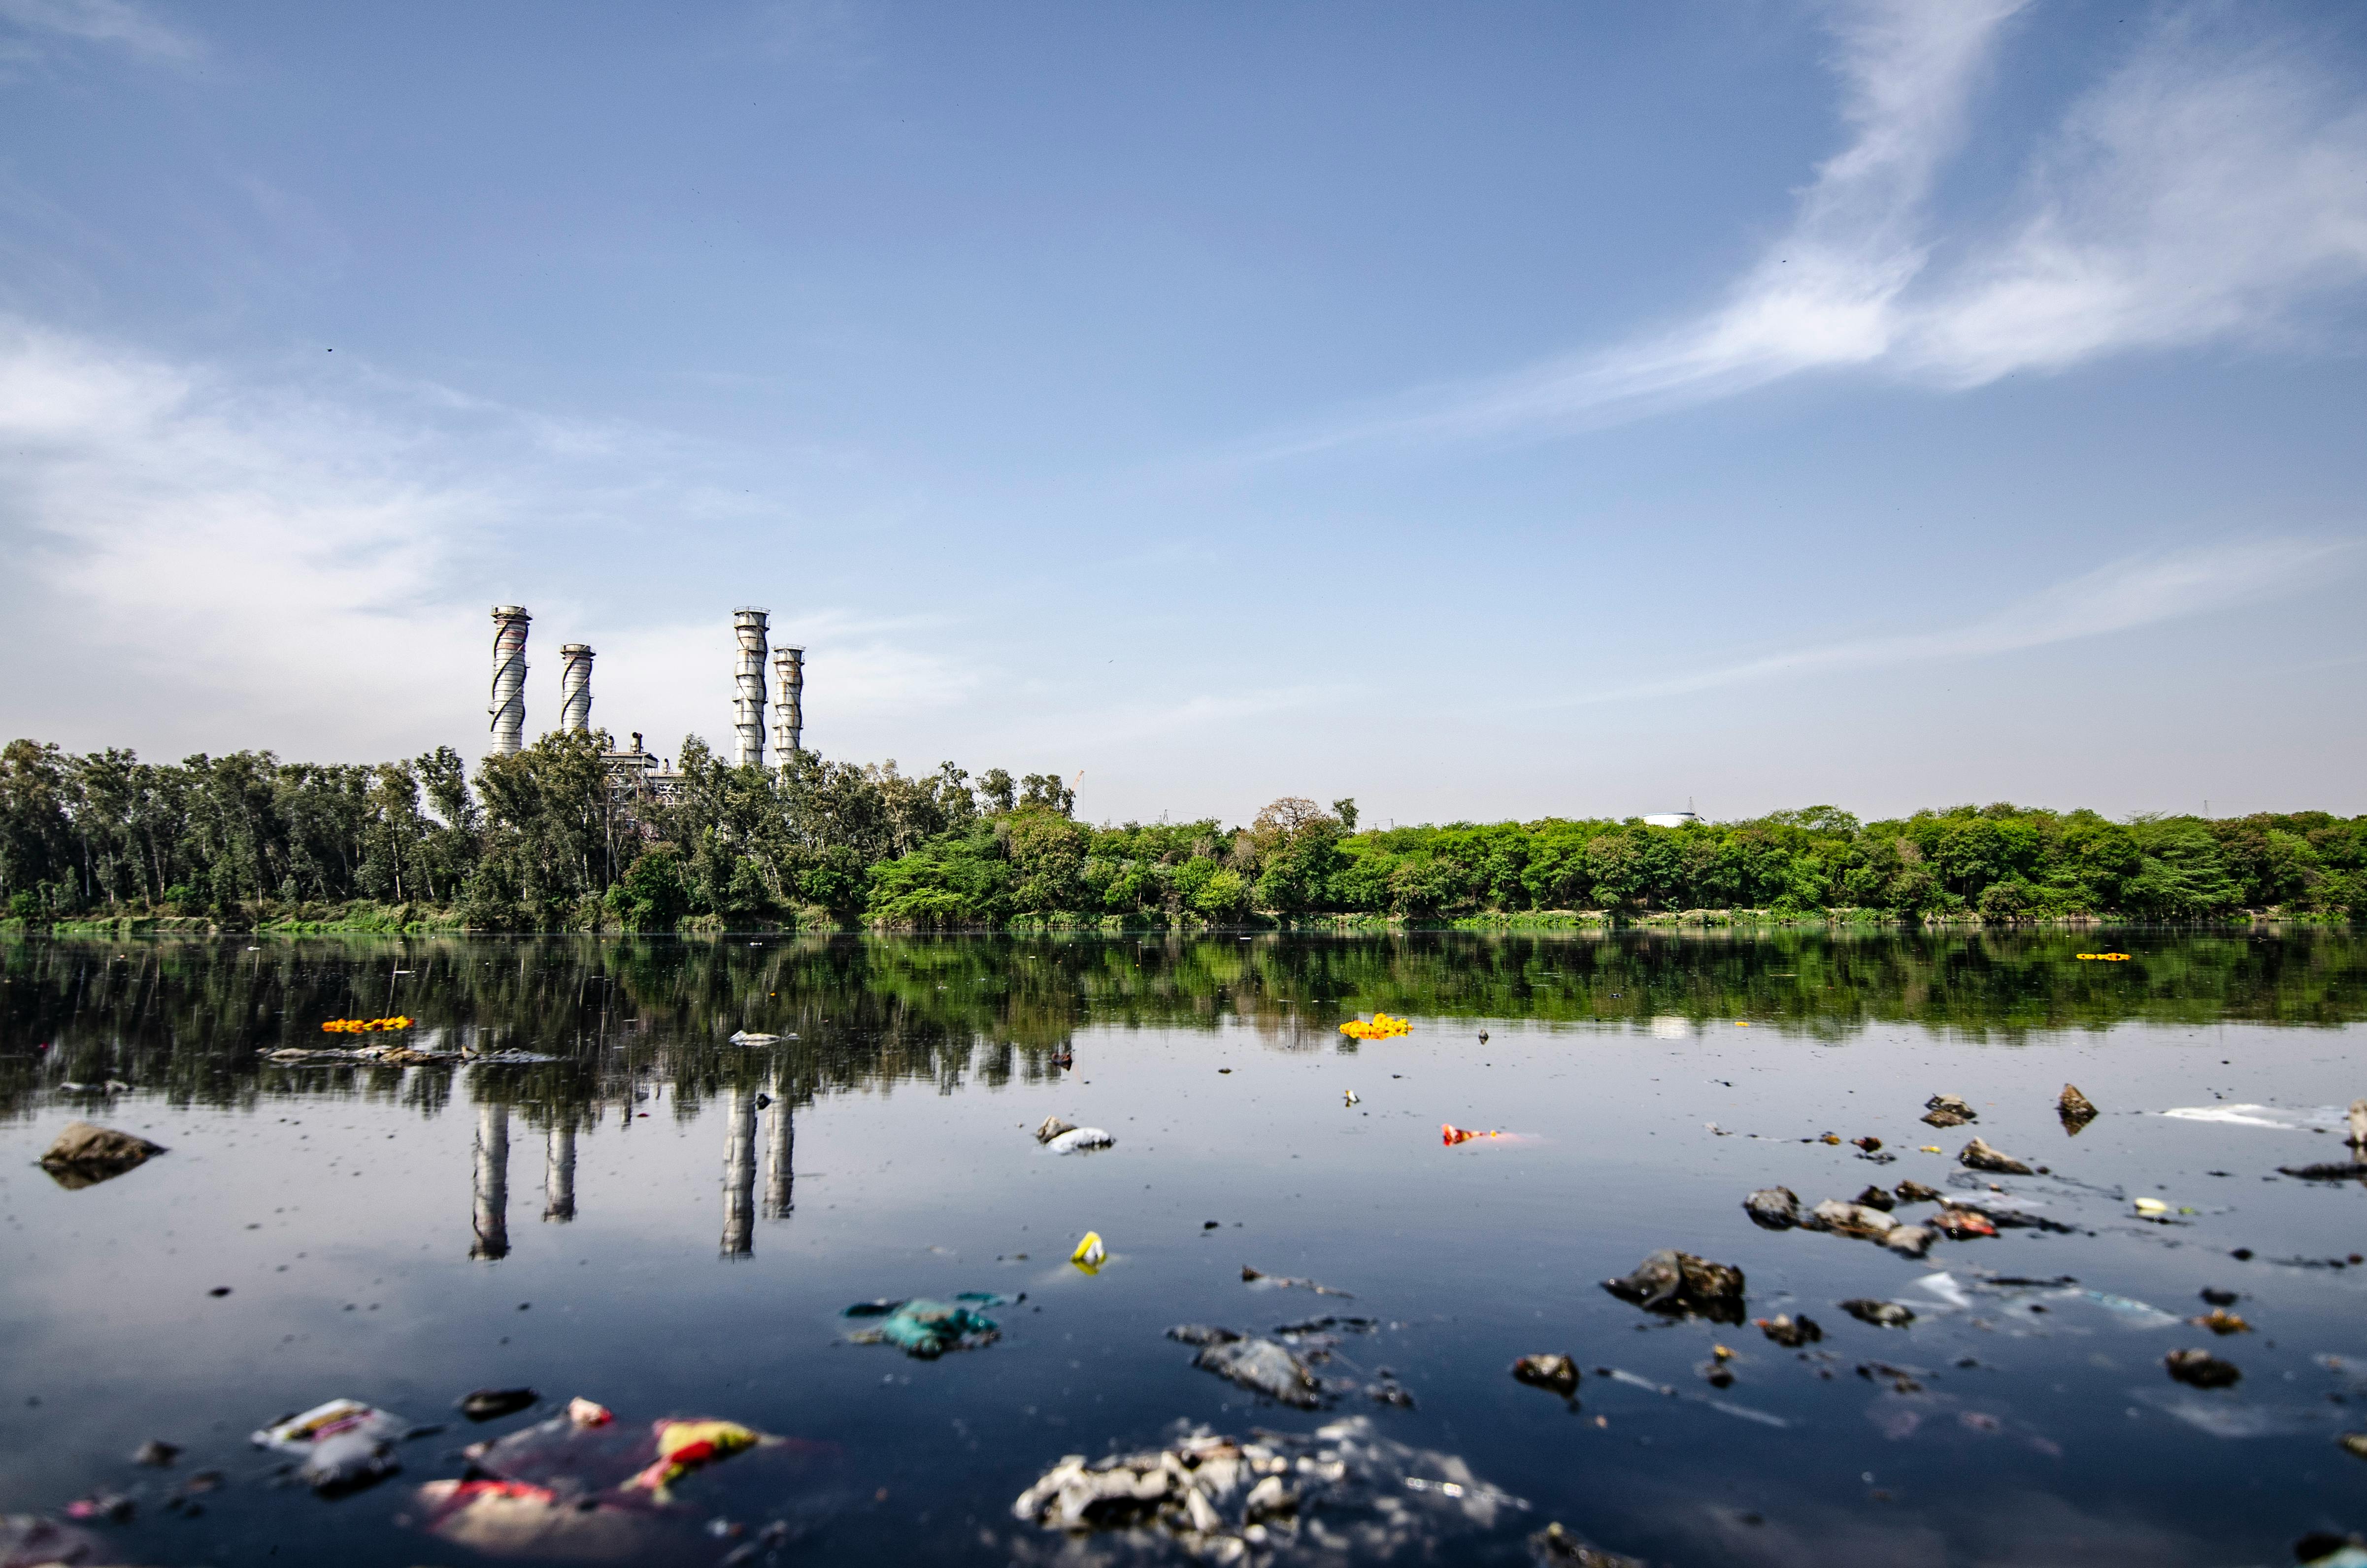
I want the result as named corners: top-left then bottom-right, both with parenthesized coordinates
top-left (471, 1103), bottom-right (509, 1261)
top-left (721, 1085), bottom-right (756, 1259)
top-left (763, 1078), bottom-right (793, 1221)
top-left (543, 1119), bottom-right (576, 1224)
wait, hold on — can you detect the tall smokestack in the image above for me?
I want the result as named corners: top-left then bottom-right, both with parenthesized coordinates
top-left (733, 608), bottom-right (769, 769)
top-left (771, 645), bottom-right (804, 761)
top-left (558, 643), bottom-right (593, 735)
top-left (489, 606), bottom-right (531, 756)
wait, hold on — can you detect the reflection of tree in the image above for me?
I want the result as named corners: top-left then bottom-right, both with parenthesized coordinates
top-left (3, 932), bottom-right (2363, 1141)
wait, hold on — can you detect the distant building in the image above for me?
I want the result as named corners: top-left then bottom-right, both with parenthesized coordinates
top-left (1640, 811), bottom-right (1704, 829)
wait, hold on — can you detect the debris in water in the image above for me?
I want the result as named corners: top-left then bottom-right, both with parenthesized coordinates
top-left (252, 1398), bottom-right (415, 1493)
top-left (1922, 1094), bottom-right (1977, 1129)
top-left (844, 1295), bottom-right (1010, 1358)
top-left (1510, 1354), bottom-right (1580, 1397)
top-left (1190, 1336), bottom-right (1324, 1408)
top-left (1241, 1266), bottom-right (1353, 1298)
top-left (1930, 1207), bottom-right (1999, 1240)
top-left (1756, 1314), bottom-right (1822, 1348)
top-left (37, 1121), bottom-right (165, 1189)
top-left (1853, 1184), bottom-right (1896, 1212)
top-left (1959, 1137), bottom-right (2033, 1176)
top-left (1044, 1126), bottom-right (1113, 1154)
top-left (1006, 1417), bottom-right (1522, 1558)
top-left (1840, 1300), bottom-right (1915, 1329)
top-left (1034, 1116), bottom-right (1075, 1145)
top-left (1742, 1187), bottom-right (1800, 1230)
top-left (0, 1515), bottom-right (113, 1566)
top-left (727, 1030), bottom-right (784, 1045)
top-left (2340, 1433), bottom-right (2367, 1463)
top-left (1071, 1232), bottom-right (1106, 1275)
top-left (1343, 1089), bottom-right (1360, 1107)
top-left (1601, 1250), bottom-right (1746, 1324)
top-left (1441, 1123), bottom-right (1505, 1146)
top-left (1801, 1199), bottom-right (1895, 1239)
top-left (459, 1389), bottom-right (539, 1423)
top-left (1893, 1180), bottom-right (1944, 1204)
top-left (1530, 1520), bottom-right (1645, 1565)
top-left (2191, 1309), bottom-right (2251, 1335)
top-left (2058, 1084), bottom-right (2099, 1134)
top-left (2164, 1349), bottom-right (2241, 1389)
top-left (1167, 1325), bottom-right (1242, 1347)
top-left (133, 1439), bottom-right (181, 1467)
top-left (1339, 1014), bottom-right (1412, 1040)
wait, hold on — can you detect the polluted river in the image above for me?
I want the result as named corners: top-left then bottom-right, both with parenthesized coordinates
top-left (2, 929), bottom-right (2365, 1568)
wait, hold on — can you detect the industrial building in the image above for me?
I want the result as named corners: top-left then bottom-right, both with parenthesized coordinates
top-left (486, 603), bottom-right (807, 802)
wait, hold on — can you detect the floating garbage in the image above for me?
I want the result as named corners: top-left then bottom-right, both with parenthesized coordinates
top-left (625, 1420), bottom-right (768, 1500)
top-left (843, 1294), bottom-right (1011, 1357)
top-left (37, 1121), bottom-right (165, 1190)
top-left (1530, 1521), bottom-right (1644, 1566)
top-left (727, 1030), bottom-right (787, 1045)
top-left (2192, 1308), bottom-right (2252, 1335)
top-left (1338, 1013), bottom-right (1412, 1040)
top-left (2165, 1348), bottom-right (2241, 1389)
top-left (1241, 1266), bottom-right (1353, 1298)
top-left (1441, 1123), bottom-right (1502, 1146)
top-left (1044, 1127), bottom-right (1114, 1155)
top-left (1840, 1299), bottom-right (1914, 1329)
top-left (1601, 1250), bottom-right (1746, 1323)
top-left (459, 1388), bottom-right (539, 1423)
top-left (320, 1016), bottom-right (413, 1033)
top-left (2059, 1083), bottom-right (2099, 1134)
top-left (0, 1514), bottom-right (114, 1568)
top-left (1756, 1314), bottom-right (1822, 1348)
top-left (1742, 1187), bottom-right (1799, 1230)
top-left (1959, 1137), bottom-right (2033, 1175)
top-left (252, 1398), bottom-right (415, 1492)
top-left (1798, 1198), bottom-right (1934, 1258)
top-left (2341, 1433), bottom-right (2367, 1463)
top-left (1071, 1232), bottom-right (1107, 1275)
top-left (2296, 1533), bottom-right (2367, 1568)
top-left (467, 1050), bottom-right (560, 1066)
top-left (1343, 1090), bottom-right (1360, 1107)
top-left (1006, 1417), bottom-right (1523, 1562)
top-left (1922, 1094), bottom-right (1977, 1129)
top-left (1893, 1180), bottom-right (1943, 1204)
top-left (2161, 1104), bottom-right (2355, 1132)
top-left (1035, 1116), bottom-right (1075, 1144)
top-left (1510, 1354), bottom-right (1580, 1397)
top-left (1190, 1336), bottom-right (1325, 1408)
top-left (133, 1438), bottom-right (181, 1467)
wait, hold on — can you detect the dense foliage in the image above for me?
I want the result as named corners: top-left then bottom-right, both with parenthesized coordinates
top-left (2, 734), bottom-right (2360, 930)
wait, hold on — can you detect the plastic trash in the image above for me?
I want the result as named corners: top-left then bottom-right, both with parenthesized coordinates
top-left (1192, 1335), bottom-right (1325, 1407)
top-left (37, 1121), bottom-right (166, 1190)
top-left (2191, 1308), bottom-right (2251, 1335)
top-left (727, 1030), bottom-right (784, 1045)
top-left (0, 1514), bottom-right (114, 1568)
top-left (1742, 1187), bottom-right (1800, 1230)
top-left (459, 1389), bottom-right (538, 1423)
top-left (1922, 1094), bottom-right (1976, 1129)
top-left (2162, 1104), bottom-right (2354, 1132)
top-left (1959, 1137), bottom-right (2033, 1175)
top-left (1441, 1123), bottom-right (1502, 1146)
top-left (1343, 1089), bottom-right (1360, 1107)
top-left (843, 1294), bottom-right (1010, 1358)
top-left (1756, 1313), bottom-right (1822, 1347)
top-left (1071, 1231), bottom-right (1106, 1274)
top-left (252, 1398), bottom-right (414, 1492)
top-left (1801, 1199), bottom-right (1896, 1239)
top-left (2339, 1433), bottom-right (2367, 1462)
top-left (1511, 1354), bottom-right (1581, 1397)
top-left (625, 1420), bottom-right (767, 1500)
top-left (2058, 1084), bottom-right (2099, 1134)
top-left (1043, 1127), bottom-right (1113, 1155)
top-left (2165, 1348), bottom-right (2240, 1388)
top-left (1601, 1250), bottom-right (1746, 1324)
top-left (1167, 1325), bottom-right (1242, 1347)
top-left (1930, 1207), bottom-right (1999, 1240)
top-left (1840, 1299), bottom-right (1914, 1329)
top-left (1893, 1180), bottom-right (1943, 1203)
top-left (1033, 1116), bottom-right (1075, 1144)
top-left (1853, 1184), bottom-right (1897, 1212)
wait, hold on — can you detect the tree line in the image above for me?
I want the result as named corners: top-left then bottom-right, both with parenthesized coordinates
top-left (2, 732), bottom-right (2360, 930)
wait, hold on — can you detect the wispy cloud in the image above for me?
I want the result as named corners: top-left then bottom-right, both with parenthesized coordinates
top-left (0, 0), bottom-right (201, 63)
top-left (1550, 538), bottom-right (2354, 708)
top-left (1257, 2), bottom-right (2367, 458)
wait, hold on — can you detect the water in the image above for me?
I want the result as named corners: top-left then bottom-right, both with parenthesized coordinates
top-left (2, 930), bottom-right (2364, 1566)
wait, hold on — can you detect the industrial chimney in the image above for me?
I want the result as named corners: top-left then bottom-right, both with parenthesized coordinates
top-left (489, 605), bottom-right (531, 756)
top-left (558, 643), bottom-right (594, 734)
top-left (732, 608), bottom-right (769, 768)
top-left (771, 645), bottom-right (804, 761)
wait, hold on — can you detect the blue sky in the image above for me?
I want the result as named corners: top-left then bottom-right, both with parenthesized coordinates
top-left (1, 0), bottom-right (2362, 826)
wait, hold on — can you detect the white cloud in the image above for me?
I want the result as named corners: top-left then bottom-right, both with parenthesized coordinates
top-left (1259, 2), bottom-right (2367, 456)
top-left (0, 320), bottom-right (967, 767)
top-left (1552, 537), bottom-right (2354, 707)
top-left (0, 0), bottom-right (200, 63)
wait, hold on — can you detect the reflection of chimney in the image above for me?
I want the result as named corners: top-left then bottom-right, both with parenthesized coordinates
top-left (770, 645), bottom-right (804, 761)
top-left (721, 1086), bottom-right (756, 1258)
top-left (489, 606), bottom-right (531, 756)
top-left (471, 1103), bottom-right (511, 1260)
top-left (763, 1082), bottom-right (793, 1220)
top-left (543, 1120), bottom-right (576, 1223)
top-left (733, 609), bottom-right (769, 769)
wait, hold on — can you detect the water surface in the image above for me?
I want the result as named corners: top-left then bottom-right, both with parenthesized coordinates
top-left (3, 931), bottom-right (2365, 1566)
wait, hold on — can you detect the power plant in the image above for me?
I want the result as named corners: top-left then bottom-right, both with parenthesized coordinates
top-left (486, 603), bottom-right (810, 781)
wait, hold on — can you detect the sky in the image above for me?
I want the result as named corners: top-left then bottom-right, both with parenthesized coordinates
top-left (1, 0), bottom-right (2363, 829)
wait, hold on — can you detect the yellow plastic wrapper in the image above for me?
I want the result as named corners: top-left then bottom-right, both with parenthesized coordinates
top-left (1070, 1230), bottom-right (1106, 1275)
